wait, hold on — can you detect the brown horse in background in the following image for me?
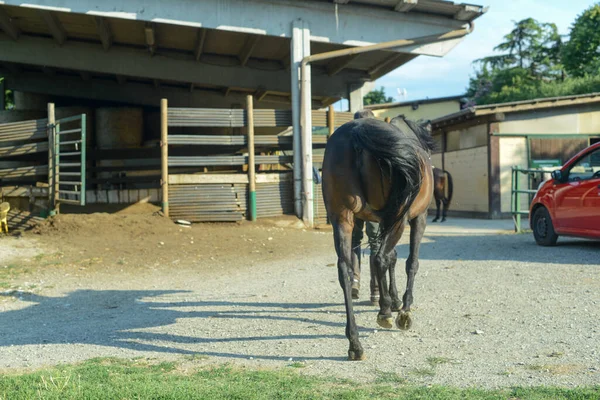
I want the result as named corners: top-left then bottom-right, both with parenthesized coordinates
top-left (322, 115), bottom-right (435, 361)
top-left (432, 167), bottom-right (453, 222)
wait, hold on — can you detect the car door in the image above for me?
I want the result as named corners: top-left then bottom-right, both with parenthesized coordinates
top-left (554, 146), bottom-right (600, 235)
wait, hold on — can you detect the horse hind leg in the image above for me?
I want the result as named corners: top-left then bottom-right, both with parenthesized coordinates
top-left (387, 249), bottom-right (402, 312)
top-left (374, 223), bottom-right (405, 329)
top-left (441, 198), bottom-right (449, 222)
top-left (432, 198), bottom-right (441, 222)
top-left (396, 213), bottom-right (426, 330)
top-left (332, 219), bottom-right (365, 361)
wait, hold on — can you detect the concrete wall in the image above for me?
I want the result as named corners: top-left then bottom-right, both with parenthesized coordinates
top-left (444, 146), bottom-right (488, 213)
top-left (446, 123), bottom-right (487, 151)
top-left (371, 100), bottom-right (461, 122)
top-left (498, 104), bottom-right (600, 135)
top-left (499, 137), bottom-right (528, 213)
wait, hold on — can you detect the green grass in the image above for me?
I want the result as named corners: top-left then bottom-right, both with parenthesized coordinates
top-left (0, 358), bottom-right (598, 400)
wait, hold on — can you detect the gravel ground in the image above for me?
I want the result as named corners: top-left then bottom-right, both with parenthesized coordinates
top-left (0, 217), bottom-right (599, 388)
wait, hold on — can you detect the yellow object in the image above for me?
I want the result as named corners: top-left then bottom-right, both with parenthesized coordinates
top-left (0, 202), bottom-right (9, 234)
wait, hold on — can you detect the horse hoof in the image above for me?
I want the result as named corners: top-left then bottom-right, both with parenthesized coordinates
top-left (370, 295), bottom-right (380, 306)
top-left (432, 218), bottom-right (438, 223)
top-left (396, 311), bottom-right (412, 330)
top-left (377, 314), bottom-right (394, 329)
top-left (391, 302), bottom-right (402, 312)
top-left (348, 349), bottom-right (366, 361)
top-left (351, 288), bottom-right (359, 300)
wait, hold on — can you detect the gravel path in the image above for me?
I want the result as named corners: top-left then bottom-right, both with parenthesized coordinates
top-left (1, 218), bottom-right (599, 388)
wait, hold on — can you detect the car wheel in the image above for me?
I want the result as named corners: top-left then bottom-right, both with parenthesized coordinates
top-left (532, 207), bottom-right (558, 246)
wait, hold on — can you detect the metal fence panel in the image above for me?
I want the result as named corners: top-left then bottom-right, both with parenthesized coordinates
top-left (169, 183), bottom-right (247, 222)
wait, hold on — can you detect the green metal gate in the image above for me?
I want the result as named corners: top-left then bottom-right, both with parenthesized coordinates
top-left (52, 114), bottom-right (87, 207)
top-left (511, 166), bottom-right (552, 232)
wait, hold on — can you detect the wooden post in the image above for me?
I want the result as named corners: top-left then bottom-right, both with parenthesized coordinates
top-left (160, 98), bottom-right (169, 217)
top-left (247, 95), bottom-right (256, 221)
top-left (47, 103), bottom-right (57, 215)
top-left (327, 105), bottom-right (335, 139)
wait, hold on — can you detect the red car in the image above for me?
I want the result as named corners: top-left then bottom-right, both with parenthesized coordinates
top-left (530, 141), bottom-right (600, 246)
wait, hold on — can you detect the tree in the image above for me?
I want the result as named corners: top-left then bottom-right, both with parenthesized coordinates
top-left (467, 18), bottom-right (565, 105)
top-left (363, 86), bottom-right (394, 105)
top-left (562, 4), bottom-right (600, 77)
top-left (0, 77), bottom-right (14, 110)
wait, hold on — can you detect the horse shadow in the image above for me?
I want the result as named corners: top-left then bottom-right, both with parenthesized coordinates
top-left (0, 290), bottom-right (375, 362)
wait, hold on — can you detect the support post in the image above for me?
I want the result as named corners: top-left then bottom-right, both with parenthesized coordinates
top-left (327, 105), bottom-right (335, 139)
top-left (300, 32), bottom-right (313, 227)
top-left (160, 98), bottom-right (169, 218)
top-left (291, 20), bottom-right (309, 219)
top-left (246, 94), bottom-right (257, 221)
top-left (348, 83), bottom-right (364, 113)
top-left (47, 102), bottom-right (56, 215)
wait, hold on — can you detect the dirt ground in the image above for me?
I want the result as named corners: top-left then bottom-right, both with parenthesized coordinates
top-left (0, 207), bottom-right (599, 388)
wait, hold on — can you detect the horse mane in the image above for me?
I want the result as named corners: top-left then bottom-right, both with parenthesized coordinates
top-left (391, 115), bottom-right (436, 153)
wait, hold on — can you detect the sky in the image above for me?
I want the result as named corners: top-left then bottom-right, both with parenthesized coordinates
top-left (337, 0), bottom-right (596, 109)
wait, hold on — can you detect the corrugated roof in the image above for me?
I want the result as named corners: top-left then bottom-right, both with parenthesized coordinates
top-left (432, 92), bottom-right (600, 127)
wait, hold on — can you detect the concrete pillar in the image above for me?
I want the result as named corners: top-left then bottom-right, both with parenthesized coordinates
top-left (348, 83), bottom-right (364, 113)
top-left (291, 19), bottom-right (310, 220)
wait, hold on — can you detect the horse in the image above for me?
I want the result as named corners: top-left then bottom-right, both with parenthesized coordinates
top-left (432, 167), bottom-right (453, 222)
top-left (322, 114), bottom-right (435, 361)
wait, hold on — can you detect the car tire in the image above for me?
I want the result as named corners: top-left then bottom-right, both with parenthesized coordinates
top-left (532, 207), bottom-right (558, 246)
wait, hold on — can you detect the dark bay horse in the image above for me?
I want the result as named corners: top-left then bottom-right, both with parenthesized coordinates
top-left (322, 115), bottom-right (435, 361)
top-left (432, 167), bottom-right (453, 222)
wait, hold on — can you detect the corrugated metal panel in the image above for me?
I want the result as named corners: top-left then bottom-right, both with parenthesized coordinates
top-left (169, 155), bottom-right (293, 167)
top-left (313, 182), bottom-right (328, 225)
top-left (334, 112), bottom-right (354, 127)
top-left (253, 110), bottom-right (292, 127)
top-left (167, 108), bottom-right (245, 127)
top-left (169, 183), bottom-right (247, 222)
top-left (0, 165), bottom-right (48, 179)
top-left (255, 181), bottom-right (293, 218)
top-left (168, 135), bottom-right (310, 146)
top-left (0, 119), bottom-right (48, 144)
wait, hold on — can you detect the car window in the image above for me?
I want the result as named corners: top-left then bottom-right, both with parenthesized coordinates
top-left (568, 147), bottom-right (600, 181)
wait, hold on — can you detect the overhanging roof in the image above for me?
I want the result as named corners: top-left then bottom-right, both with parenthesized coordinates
top-left (0, 0), bottom-right (485, 108)
top-left (432, 93), bottom-right (600, 129)
top-left (326, 0), bottom-right (486, 22)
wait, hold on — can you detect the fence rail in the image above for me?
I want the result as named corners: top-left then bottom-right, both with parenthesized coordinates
top-left (511, 166), bottom-right (557, 232)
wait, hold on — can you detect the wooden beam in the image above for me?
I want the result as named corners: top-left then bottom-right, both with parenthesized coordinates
top-left (93, 17), bottom-right (112, 51)
top-left (326, 54), bottom-right (360, 76)
top-left (368, 53), bottom-right (404, 78)
top-left (0, 7), bottom-right (20, 41)
top-left (239, 36), bottom-right (260, 67)
top-left (80, 71), bottom-right (91, 81)
top-left (38, 10), bottom-right (67, 46)
top-left (42, 66), bottom-right (56, 76)
top-left (254, 88), bottom-right (268, 102)
top-left (394, 0), bottom-right (418, 12)
top-left (194, 29), bottom-right (207, 61)
top-left (144, 22), bottom-right (156, 56)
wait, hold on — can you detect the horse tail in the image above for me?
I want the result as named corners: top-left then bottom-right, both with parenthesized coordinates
top-left (351, 122), bottom-right (425, 239)
top-left (444, 170), bottom-right (453, 205)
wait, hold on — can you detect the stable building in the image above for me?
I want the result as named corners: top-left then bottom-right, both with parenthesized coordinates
top-left (430, 93), bottom-right (600, 219)
top-left (0, 0), bottom-right (486, 227)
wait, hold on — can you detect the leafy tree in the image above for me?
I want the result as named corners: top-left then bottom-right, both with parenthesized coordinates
top-left (467, 18), bottom-right (566, 105)
top-left (562, 3), bottom-right (600, 77)
top-left (0, 77), bottom-right (14, 110)
top-left (363, 86), bottom-right (394, 105)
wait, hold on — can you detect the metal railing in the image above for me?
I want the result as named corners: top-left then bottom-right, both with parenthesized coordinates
top-left (511, 166), bottom-right (555, 232)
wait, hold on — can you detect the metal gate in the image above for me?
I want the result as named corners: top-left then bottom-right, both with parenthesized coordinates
top-left (52, 114), bottom-right (87, 207)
